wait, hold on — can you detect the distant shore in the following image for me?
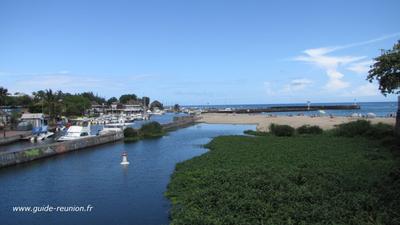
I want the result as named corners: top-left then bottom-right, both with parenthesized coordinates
top-left (199, 113), bottom-right (396, 131)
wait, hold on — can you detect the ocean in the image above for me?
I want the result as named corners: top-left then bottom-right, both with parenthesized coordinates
top-left (188, 101), bottom-right (398, 117)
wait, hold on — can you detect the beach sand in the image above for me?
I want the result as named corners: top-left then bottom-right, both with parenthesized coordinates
top-left (199, 113), bottom-right (396, 132)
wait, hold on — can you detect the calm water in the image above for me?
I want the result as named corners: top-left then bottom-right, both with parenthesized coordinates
top-left (0, 124), bottom-right (255, 225)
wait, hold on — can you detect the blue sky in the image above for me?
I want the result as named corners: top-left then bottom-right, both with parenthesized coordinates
top-left (0, 0), bottom-right (399, 105)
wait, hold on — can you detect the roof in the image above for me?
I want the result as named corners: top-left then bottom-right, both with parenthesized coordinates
top-left (21, 113), bottom-right (44, 119)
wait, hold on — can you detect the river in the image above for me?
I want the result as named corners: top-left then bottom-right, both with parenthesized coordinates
top-left (0, 123), bottom-right (255, 225)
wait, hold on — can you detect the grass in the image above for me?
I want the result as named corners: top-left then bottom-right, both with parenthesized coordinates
top-left (166, 134), bottom-right (400, 225)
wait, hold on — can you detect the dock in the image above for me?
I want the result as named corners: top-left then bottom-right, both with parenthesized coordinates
top-left (0, 131), bottom-right (32, 146)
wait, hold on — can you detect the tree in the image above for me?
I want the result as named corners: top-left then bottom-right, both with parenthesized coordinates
top-left (63, 95), bottom-right (91, 116)
top-left (32, 89), bottom-right (63, 123)
top-left (43, 89), bottom-right (63, 123)
top-left (0, 87), bottom-right (9, 137)
top-left (119, 94), bottom-right (137, 104)
top-left (81, 92), bottom-right (106, 104)
top-left (173, 104), bottom-right (180, 112)
top-left (0, 86), bottom-right (9, 105)
top-left (142, 96), bottom-right (150, 108)
top-left (150, 100), bottom-right (163, 110)
top-left (107, 97), bottom-right (118, 105)
top-left (368, 40), bottom-right (400, 134)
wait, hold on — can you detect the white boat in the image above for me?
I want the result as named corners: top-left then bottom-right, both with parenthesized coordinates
top-left (30, 131), bottom-right (54, 142)
top-left (57, 126), bottom-right (92, 141)
top-left (99, 124), bottom-right (125, 135)
top-left (17, 113), bottom-right (54, 142)
top-left (151, 109), bottom-right (165, 115)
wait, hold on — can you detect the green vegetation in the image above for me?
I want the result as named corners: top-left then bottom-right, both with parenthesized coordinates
top-left (243, 130), bottom-right (268, 136)
top-left (123, 127), bottom-right (141, 142)
top-left (123, 122), bottom-right (165, 142)
top-left (150, 100), bottom-right (164, 110)
top-left (119, 94), bottom-right (137, 104)
top-left (333, 120), bottom-right (394, 139)
top-left (140, 121), bottom-right (165, 137)
top-left (23, 148), bottom-right (41, 157)
top-left (367, 40), bottom-right (400, 134)
top-left (0, 86), bottom-right (161, 126)
top-left (166, 133), bottom-right (400, 225)
top-left (269, 123), bottom-right (295, 136)
top-left (167, 121), bottom-right (399, 224)
top-left (296, 125), bottom-right (323, 135)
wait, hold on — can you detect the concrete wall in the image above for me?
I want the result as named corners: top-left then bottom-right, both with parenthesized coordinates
top-left (162, 115), bottom-right (199, 131)
top-left (0, 131), bottom-right (123, 168)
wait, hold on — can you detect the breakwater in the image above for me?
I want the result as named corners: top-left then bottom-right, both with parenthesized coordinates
top-left (162, 115), bottom-right (199, 131)
top-left (205, 105), bottom-right (360, 114)
top-left (0, 131), bottom-right (123, 168)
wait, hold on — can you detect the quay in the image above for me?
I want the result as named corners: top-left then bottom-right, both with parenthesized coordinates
top-left (0, 132), bottom-right (124, 168)
top-left (204, 104), bottom-right (360, 114)
top-left (0, 131), bottom-right (32, 146)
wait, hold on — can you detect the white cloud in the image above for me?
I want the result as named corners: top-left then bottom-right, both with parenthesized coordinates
top-left (263, 82), bottom-right (275, 96)
top-left (283, 78), bottom-right (313, 92)
top-left (351, 83), bottom-right (379, 97)
top-left (294, 49), bottom-right (361, 91)
top-left (346, 60), bottom-right (373, 74)
top-left (16, 74), bottom-right (107, 89)
top-left (294, 33), bottom-right (400, 92)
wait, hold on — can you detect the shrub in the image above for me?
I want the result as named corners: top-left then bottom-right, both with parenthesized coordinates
top-left (243, 130), bottom-right (268, 136)
top-left (334, 120), bottom-right (371, 137)
top-left (140, 121), bottom-right (164, 137)
top-left (297, 125), bottom-right (323, 135)
top-left (123, 127), bottom-right (139, 137)
top-left (269, 123), bottom-right (295, 136)
top-left (365, 123), bottom-right (394, 139)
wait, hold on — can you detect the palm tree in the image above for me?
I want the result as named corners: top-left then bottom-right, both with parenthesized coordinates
top-left (368, 40), bottom-right (400, 135)
top-left (0, 86), bottom-right (9, 105)
top-left (33, 89), bottom-right (63, 124)
top-left (0, 87), bottom-right (9, 137)
top-left (44, 89), bottom-right (64, 124)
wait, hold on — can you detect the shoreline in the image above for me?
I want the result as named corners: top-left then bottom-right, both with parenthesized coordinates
top-left (199, 113), bottom-right (396, 131)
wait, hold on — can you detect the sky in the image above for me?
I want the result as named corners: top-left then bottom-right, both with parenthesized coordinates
top-left (0, 0), bottom-right (399, 105)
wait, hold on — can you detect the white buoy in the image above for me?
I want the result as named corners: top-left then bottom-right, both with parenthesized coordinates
top-left (120, 152), bottom-right (130, 165)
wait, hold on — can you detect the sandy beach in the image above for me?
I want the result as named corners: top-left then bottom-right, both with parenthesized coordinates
top-left (199, 113), bottom-right (396, 132)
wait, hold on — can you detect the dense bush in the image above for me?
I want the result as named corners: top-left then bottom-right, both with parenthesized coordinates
top-left (139, 121), bottom-right (164, 137)
top-left (297, 125), bottom-right (323, 135)
top-left (365, 123), bottom-right (394, 139)
top-left (334, 120), bottom-right (394, 140)
top-left (123, 127), bottom-right (139, 137)
top-left (269, 123), bottom-right (295, 136)
top-left (123, 127), bottom-right (140, 142)
top-left (124, 122), bottom-right (165, 142)
top-left (334, 120), bottom-right (371, 137)
top-left (243, 130), bottom-right (268, 136)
